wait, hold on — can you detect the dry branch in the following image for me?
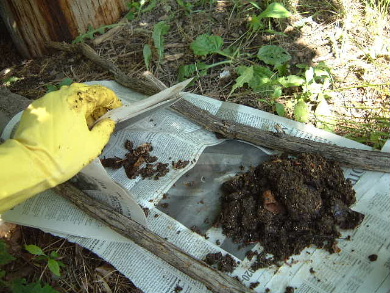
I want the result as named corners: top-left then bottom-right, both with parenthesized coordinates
top-left (171, 99), bottom-right (390, 173)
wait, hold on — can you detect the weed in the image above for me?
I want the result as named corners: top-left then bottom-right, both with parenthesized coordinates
top-left (248, 2), bottom-right (292, 33)
top-left (126, 0), bottom-right (158, 20)
top-left (2, 76), bottom-right (23, 87)
top-left (0, 240), bottom-right (60, 293)
top-left (46, 78), bottom-right (73, 93)
top-left (24, 244), bottom-right (66, 277)
top-left (152, 21), bottom-right (171, 62)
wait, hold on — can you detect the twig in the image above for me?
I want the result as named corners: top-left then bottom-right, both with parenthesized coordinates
top-left (171, 99), bottom-right (390, 173)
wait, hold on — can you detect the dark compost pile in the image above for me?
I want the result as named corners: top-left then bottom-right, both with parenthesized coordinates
top-left (218, 153), bottom-right (365, 265)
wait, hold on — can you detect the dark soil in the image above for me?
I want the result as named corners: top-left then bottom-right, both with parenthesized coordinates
top-left (218, 153), bottom-right (364, 264)
top-left (102, 140), bottom-right (191, 181)
top-left (203, 252), bottom-right (238, 273)
top-left (368, 254), bottom-right (378, 261)
top-left (101, 140), bottom-right (169, 180)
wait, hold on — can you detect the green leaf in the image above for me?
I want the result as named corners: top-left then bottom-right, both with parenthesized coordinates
top-left (46, 84), bottom-right (58, 93)
top-left (58, 78), bottom-right (73, 87)
top-left (275, 102), bottom-right (286, 116)
top-left (277, 75), bottom-right (305, 87)
top-left (258, 2), bottom-right (292, 19)
top-left (10, 279), bottom-right (60, 293)
top-left (0, 240), bottom-right (15, 265)
top-left (25, 245), bottom-right (45, 256)
top-left (178, 62), bottom-right (209, 80)
top-left (152, 21), bottom-right (170, 61)
top-left (231, 66), bottom-right (254, 93)
top-left (294, 100), bottom-right (310, 122)
top-left (143, 44), bottom-right (152, 70)
top-left (249, 15), bottom-right (264, 31)
top-left (257, 45), bottom-right (291, 66)
top-left (48, 259), bottom-right (61, 276)
top-left (142, 0), bottom-right (158, 13)
top-left (190, 34), bottom-right (224, 56)
top-left (49, 251), bottom-right (60, 259)
top-left (272, 86), bottom-right (283, 98)
top-left (248, 65), bottom-right (274, 91)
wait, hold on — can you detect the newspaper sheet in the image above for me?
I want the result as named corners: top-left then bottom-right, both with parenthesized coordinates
top-left (2, 80), bottom-right (389, 293)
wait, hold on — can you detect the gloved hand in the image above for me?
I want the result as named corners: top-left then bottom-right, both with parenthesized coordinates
top-left (0, 83), bottom-right (122, 213)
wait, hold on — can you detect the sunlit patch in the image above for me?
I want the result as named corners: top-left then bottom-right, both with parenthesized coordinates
top-left (28, 105), bottom-right (50, 122)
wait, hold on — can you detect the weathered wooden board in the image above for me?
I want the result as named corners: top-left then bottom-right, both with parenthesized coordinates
top-left (0, 0), bottom-right (128, 58)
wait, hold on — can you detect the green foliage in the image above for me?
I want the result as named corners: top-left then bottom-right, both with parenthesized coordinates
top-left (232, 66), bottom-right (254, 93)
top-left (25, 245), bottom-right (65, 277)
top-left (24, 245), bottom-right (44, 256)
top-left (9, 279), bottom-right (59, 293)
top-left (161, 2), bottom-right (335, 127)
top-left (258, 2), bottom-right (292, 19)
top-left (0, 240), bottom-right (60, 292)
top-left (126, 0), bottom-right (157, 20)
top-left (294, 99), bottom-right (310, 122)
top-left (2, 76), bottom-right (23, 87)
top-left (73, 24), bottom-right (122, 44)
top-left (176, 0), bottom-right (194, 13)
top-left (152, 21), bottom-right (171, 62)
top-left (249, 2), bottom-right (291, 32)
top-left (257, 45), bottom-right (291, 67)
top-left (46, 78), bottom-right (74, 93)
top-left (190, 34), bottom-right (224, 56)
top-left (0, 240), bottom-right (15, 266)
top-left (143, 44), bottom-right (152, 70)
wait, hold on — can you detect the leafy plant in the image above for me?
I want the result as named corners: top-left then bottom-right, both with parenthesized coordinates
top-left (249, 2), bottom-right (291, 32)
top-left (143, 44), bottom-right (152, 70)
top-left (25, 245), bottom-right (65, 277)
top-left (2, 76), bottom-right (23, 87)
top-left (257, 45), bottom-right (291, 67)
top-left (46, 78), bottom-right (74, 93)
top-left (0, 240), bottom-right (60, 293)
top-left (190, 34), bottom-right (224, 56)
top-left (126, 0), bottom-right (157, 20)
top-left (152, 21), bottom-right (171, 62)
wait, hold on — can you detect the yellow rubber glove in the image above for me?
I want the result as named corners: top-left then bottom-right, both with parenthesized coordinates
top-left (0, 83), bottom-right (122, 213)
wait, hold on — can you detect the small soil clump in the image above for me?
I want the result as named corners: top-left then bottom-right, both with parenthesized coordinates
top-left (101, 140), bottom-right (170, 180)
top-left (218, 153), bottom-right (364, 263)
top-left (368, 254), bottom-right (378, 261)
top-left (203, 252), bottom-right (238, 273)
top-left (102, 140), bottom-right (190, 180)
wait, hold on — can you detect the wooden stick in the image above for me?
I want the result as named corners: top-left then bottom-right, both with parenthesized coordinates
top-left (171, 99), bottom-right (390, 173)
top-left (54, 183), bottom-right (251, 293)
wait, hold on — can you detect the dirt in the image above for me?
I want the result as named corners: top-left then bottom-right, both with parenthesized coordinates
top-left (101, 140), bottom-right (169, 180)
top-left (285, 286), bottom-right (295, 293)
top-left (101, 140), bottom-right (191, 181)
top-left (203, 252), bottom-right (238, 273)
top-left (217, 153), bottom-right (364, 264)
top-left (368, 254), bottom-right (378, 261)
